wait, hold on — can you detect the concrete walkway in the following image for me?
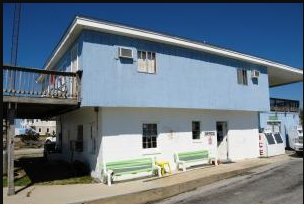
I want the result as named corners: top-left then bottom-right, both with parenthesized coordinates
top-left (3, 154), bottom-right (292, 204)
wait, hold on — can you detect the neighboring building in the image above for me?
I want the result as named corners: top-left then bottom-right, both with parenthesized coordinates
top-left (40, 16), bottom-right (303, 179)
top-left (20, 119), bottom-right (56, 135)
top-left (259, 98), bottom-right (301, 148)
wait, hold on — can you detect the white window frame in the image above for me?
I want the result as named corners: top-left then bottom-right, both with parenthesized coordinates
top-left (237, 68), bottom-right (248, 86)
top-left (142, 123), bottom-right (158, 149)
top-left (137, 50), bottom-right (157, 74)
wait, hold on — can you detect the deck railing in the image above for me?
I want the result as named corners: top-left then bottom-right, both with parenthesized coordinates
top-left (3, 65), bottom-right (81, 101)
top-left (270, 97), bottom-right (300, 113)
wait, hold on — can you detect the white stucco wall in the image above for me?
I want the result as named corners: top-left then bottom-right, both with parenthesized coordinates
top-left (56, 107), bottom-right (102, 178)
top-left (101, 108), bottom-right (260, 170)
top-left (58, 107), bottom-right (259, 179)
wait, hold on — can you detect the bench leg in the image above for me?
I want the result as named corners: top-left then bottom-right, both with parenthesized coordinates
top-left (107, 172), bottom-right (112, 186)
top-left (179, 162), bottom-right (186, 171)
top-left (210, 158), bottom-right (218, 166)
top-left (156, 165), bottom-right (162, 178)
top-left (182, 164), bottom-right (186, 172)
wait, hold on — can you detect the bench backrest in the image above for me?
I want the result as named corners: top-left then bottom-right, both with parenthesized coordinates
top-left (178, 150), bottom-right (209, 162)
top-left (106, 157), bottom-right (153, 176)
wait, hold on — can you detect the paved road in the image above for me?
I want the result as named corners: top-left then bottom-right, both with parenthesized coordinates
top-left (156, 156), bottom-right (303, 204)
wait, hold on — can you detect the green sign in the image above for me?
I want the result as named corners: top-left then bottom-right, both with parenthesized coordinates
top-left (269, 116), bottom-right (278, 121)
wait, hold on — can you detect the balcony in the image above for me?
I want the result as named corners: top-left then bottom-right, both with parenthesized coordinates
top-left (270, 97), bottom-right (300, 113)
top-left (3, 65), bottom-right (82, 119)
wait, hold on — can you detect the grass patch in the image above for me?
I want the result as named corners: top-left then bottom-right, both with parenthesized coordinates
top-left (3, 175), bottom-right (32, 187)
top-left (3, 174), bottom-right (93, 187)
top-left (38, 175), bottom-right (94, 185)
top-left (3, 157), bottom-right (94, 188)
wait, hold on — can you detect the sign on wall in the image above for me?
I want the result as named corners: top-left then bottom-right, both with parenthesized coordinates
top-left (204, 131), bottom-right (216, 136)
top-left (205, 131), bottom-right (216, 145)
top-left (268, 116), bottom-right (278, 121)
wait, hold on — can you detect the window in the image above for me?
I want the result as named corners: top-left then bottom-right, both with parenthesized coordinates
top-left (265, 133), bottom-right (275, 145)
top-left (142, 124), bottom-right (157, 149)
top-left (47, 128), bottom-right (49, 133)
top-left (192, 121), bottom-right (200, 140)
top-left (237, 68), bottom-right (248, 85)
top-left (137, 51), bottom-right (156, 73)
top-left (38, 128), bottom-right (41, 133)
top-left (77, 125), bottom-right (83, 141)
top-left (273, 133), bottom-right (283, 144)
top-left (75, 125), bottom-right (83, 152)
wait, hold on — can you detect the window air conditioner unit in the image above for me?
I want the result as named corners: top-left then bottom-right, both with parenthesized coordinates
top-left (251, 70), bottom-right (260, 78)
top-left (118, 47), bottom-right (133, 59)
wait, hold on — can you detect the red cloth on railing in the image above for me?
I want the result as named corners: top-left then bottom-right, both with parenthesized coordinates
top-left (50, 75), bottom-right (55, 84)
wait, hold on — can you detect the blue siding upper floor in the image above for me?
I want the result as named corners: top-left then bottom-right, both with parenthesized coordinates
top-left (51, 29), bottom-right (271, 111)
top-left (42, 35), bottom-right (84, 84)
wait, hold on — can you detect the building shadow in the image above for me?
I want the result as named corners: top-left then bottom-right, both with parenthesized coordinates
top-left (287, 151), bottom-right (303, 158)
top-left (14, 156), bottom-right (90, 193)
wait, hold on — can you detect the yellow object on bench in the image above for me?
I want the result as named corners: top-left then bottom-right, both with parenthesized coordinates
top-left (155, 160), bottom-right (172, 176)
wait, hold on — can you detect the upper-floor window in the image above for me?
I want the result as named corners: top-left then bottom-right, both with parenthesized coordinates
top-left (137, 51), bottom-right (156, 74)
top-left (237, 68), bottom-right (248, 85)
top-left (192, 121), bottom-right (200, 140)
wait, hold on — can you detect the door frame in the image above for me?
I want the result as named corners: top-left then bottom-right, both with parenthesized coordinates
top-left (216, 121), bottom-right (229, 161)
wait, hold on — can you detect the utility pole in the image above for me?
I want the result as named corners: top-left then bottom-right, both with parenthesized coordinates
top-left (7, 3), bottom-right (22, 196)
top-left (7, 103), bottom-right (16, 196)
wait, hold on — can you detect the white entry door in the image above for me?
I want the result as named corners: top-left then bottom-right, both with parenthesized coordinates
top-left (217, 122), bottom-right (228, 161)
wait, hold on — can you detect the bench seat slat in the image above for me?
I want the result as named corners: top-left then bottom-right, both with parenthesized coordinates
top-left (114, 168), bottom-right (153, 176)
top-left (179, 154), bottom-right (209, 161)
top-left (109, 164), bottom-right (152, 172)
top-left (105, 158), bottom-right (154, 177)
top-left (178, 150), bottom-right (208, 157)
top-left (106, 158), bottom-right (152, 167)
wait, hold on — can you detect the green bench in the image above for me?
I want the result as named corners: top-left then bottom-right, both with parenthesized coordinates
top-left (175, 150), bottom-right (217, 171)
top-left (102, 157), bottom-right (161, 186)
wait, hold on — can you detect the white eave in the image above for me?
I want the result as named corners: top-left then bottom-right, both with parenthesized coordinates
top-left (42, 16), bottom-right (303, 87)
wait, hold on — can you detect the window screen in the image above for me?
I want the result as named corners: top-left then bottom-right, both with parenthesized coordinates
top-left (273, 133), bottom-right (283, 144)
top-left (265, 133), bottom-right (276, 145)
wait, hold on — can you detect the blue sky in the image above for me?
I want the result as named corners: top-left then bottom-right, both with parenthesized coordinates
top-left (3, 3), bottom-right (303, 107)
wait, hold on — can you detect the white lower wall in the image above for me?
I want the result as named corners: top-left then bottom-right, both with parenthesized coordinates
top-left (57, 107), bottom-right (259, 179)
top-left (101, 108), bottom-right (260, 170)
top-left (56, 107), bottom-right (103, 178)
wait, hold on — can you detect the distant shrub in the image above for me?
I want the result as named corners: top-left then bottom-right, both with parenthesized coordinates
top-left (20, 133), bottom-right (40, 142)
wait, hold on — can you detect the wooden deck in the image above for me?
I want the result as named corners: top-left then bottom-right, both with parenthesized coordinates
top-left (3, 65), bottom-right (82, 119)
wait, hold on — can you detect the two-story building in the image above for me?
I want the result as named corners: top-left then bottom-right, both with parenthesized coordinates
top-left (41, 16), bottom-right (303, 179)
